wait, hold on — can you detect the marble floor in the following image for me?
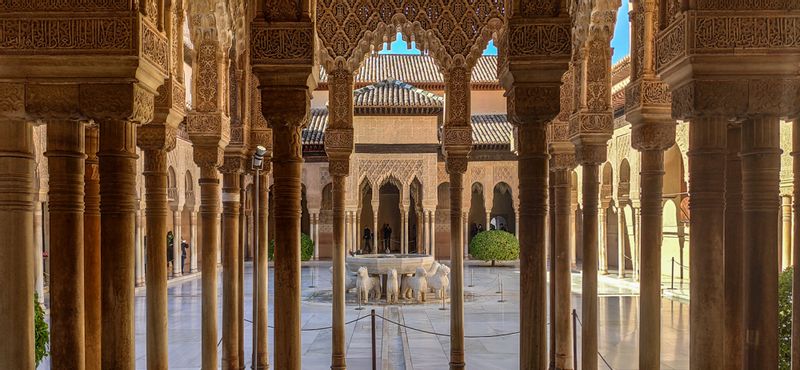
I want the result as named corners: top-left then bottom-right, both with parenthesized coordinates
top-left (39, 262), bottom-right (689, 369)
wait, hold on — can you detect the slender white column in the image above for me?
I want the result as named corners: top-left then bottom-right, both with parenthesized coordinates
top-left (598, 200), bottom-right (609, 275)
top-left (34, 201), bottom-right (44, 298)
top-left (173, 210), bottom-right (182, 276)
top-left (135, 209), bottom-right (144, 286)
top-left (463, 212), bottom-right (469, 256)
top-left (617, 205), bottom-right (626, 278)
top-left (432, 211), bottom-right (437, 255)
top-left (190, 211), bottom-right (198, 273)
top-left (485, 211), bottom-right (491, 231)
top-left (782, 195), bottom-right (793, 270)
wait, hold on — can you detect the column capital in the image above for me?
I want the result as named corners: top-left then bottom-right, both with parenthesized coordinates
top-left (632, 120), bottom-right (677, 152)
top-left (550, 152), bottom-right (577, 171)
top-left (328, 158), bottom-right (351, 177)
top-left (219, 155), bottom-right (244, 175)
top-left (138, 123), bottom-right (177, 152)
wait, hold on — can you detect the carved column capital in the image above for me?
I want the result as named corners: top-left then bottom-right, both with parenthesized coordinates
top-left (219, 155), bottom-right (244, 175)
top-left (631, 121), bottom-right (677, 152)
top-left (137, 124), bottom-right (177, 152)
top-left (550, 152), bottom-right (577, 171)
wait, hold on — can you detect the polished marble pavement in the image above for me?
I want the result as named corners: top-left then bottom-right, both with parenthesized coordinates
top-left (38, 262), bottom-right (689, 369)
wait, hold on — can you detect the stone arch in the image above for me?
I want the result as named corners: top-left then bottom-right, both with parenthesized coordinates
top-left (601, 162), bottom-right (614, 203)
top-left (167, 166), bottom-right (179, 210)
top-left (377, 174), bottom-right (404, 201)
top-left (184, 170), bottom-right (195, 209)
top-left (491, 181), bottom-right (515, 233)
top-left (468, 181), bottom-right (487, 240)
top-left (618, 158), bottom-right (631, 203)
top-left (316, 1), bottom-right (505, 73)
top-left (664, 144), bottom-right (686, 197)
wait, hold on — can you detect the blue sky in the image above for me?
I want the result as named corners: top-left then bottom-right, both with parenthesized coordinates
top-left (379, 4), bottom-right (630, 63)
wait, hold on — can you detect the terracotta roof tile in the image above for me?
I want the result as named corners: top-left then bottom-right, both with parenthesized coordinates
top-left (303, 110), bottom-right (511, 148)
top-left (319, 54), bottom-right (499, 87)
top-left (353, 79), bottom-right (443, 114)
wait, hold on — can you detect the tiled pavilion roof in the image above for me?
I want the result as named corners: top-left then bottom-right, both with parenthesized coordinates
top-left (353, 79), bottom-right (444, 115)
top-left (303, 109), bottom-right (512, 150)
top-left (318, 54), bottom-right (499, 89)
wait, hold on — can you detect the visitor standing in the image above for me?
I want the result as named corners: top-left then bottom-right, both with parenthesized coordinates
top-left (363, 227), bottom-right (372, 253)
top-left (180, 240), bottom-right (188, 274)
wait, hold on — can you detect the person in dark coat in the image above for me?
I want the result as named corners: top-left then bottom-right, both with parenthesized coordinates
top-left (382, 223), bottom-right (392, 253)
top-left (166, 231), bottom-right (174, 272)
top-left (180, 240), bottom-right (188, 274)
top-left (363, 227), bottom-right (372, 253)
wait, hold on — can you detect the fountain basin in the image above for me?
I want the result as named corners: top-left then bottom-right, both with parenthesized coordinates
top-left (346, 254), bottom-right (434, 275)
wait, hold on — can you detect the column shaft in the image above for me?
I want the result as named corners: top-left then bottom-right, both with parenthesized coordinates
top-left (617, 204), bottom-right (625, 278)
top-left (598, 201), bottom-right (608, 274)
top-left (580, 163), bottom-right (599, 370)
top-left (99, 119), bottom-right (138, 369)
top-left (190, 212), bottom-right (199, 272)
top-left (688, 117), bottom-right (727, 369)
top-left (238, 174), bottom-right (246, 369)
top-left (46, 120), bottom-right (86, 369)
top-left (84, 124), bottom-right (101, 370)
top-left (34, 201), bottom-right (44, 299)
top-left (518, 124), bottom-right (549, 369)
top-left (792, 118), bottom-right (800, 370)
top-left (430, 210), bottom-right (436, 257)
top-left (256, 174), bottom-right (269, 369)
top-left (639, 150), bottom-right (665, 370)
top-left (331, 175), bottom-right (347, 369)
top-left (554, 169), bottom-right (573, 370)
top-left (782, 195), bottom-right (793, 270)
top-left (143, 149), bottom-right (169, 370)
top-left (135, 209), bottom-right (145, 286)
top-left (0, 120), bottom-right (36, 369)
top-left (449, 172), bottom-right (465, 369)
top-left (741, 117), bottom-right (781, 368)
top-left (199, 167), bottom-right (221, 370)
top-left (173, 211), bottom-right (182, 276)
top-left (222, 171), bottom-right (241, 370)
top-left (548, 173), bottom-right (556, 369)
top-left (724, 124), bottom-right (744, 370)
top-left (273, 125), bottom-right (303, 370)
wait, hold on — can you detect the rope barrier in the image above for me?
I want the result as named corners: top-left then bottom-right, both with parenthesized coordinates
top-left (572, 311), bottom-right (615, 370)
top-left (375, 313), bottom-right (523, 338)
top-left (244, 315), bottom-right (370, 331)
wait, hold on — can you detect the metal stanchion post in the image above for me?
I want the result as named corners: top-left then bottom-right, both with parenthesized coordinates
top-left (468, 267), bottom-right (474, 287)
top-left (498, 277), bottom-right (506, 303)
top-left (572, 309), bottom-right (578, 370)
top-left (371, 309), bottom-right (377, 370)
top-left (309, 266), bottom-right (316, 288)
top-left (496, 272), bottom-right (501, 293)
top-left (671, 257), bottom-right (675, 290)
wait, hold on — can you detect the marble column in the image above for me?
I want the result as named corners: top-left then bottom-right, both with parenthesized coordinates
top-left (517, 122), bottom-right (549, 369)
top-left (256, 173), bottom-right (269, 369)
top-left (569, 203), bottom-right (577, 269)
top-left (190, 211), bottom-right (199, 273)
top-left (724, 123), bottom-right (744, 370)
top-left (448, 167), bottom-right (466, 369)
top-left (221, 160), bottom-right (242, 370)
top-left (238, 174), bottom-right (246, 369)
top-left (553, 164), bottom-right (575, 370)
top-left (84, 124), bottom-right (101, 370)
top-left (688, 117), bottom-right (727, 368)
top-left (742, 117), bottom-right (781, 368)
top-left (141, 147), bottom-right (170, 370)
top-left (579, 160), bottom-right (600, 370)
top-left (632, 205), bottom-right (642, 282)
top-left (33, 196), bottom-right (44, 303)
top-left (197, 161), bottom-right (222, 369)
top-left (173, 210), bottom-right (183, 276)
top-left (782, 195), bottom-right (793, 270)
top-left (423, 210), bottom-right (430, 255)
top-left (373, 203), bottom-right (379, 254)
top-left (638, 148), bottom-right (668, 370)
top-left (46, 120), bottom-right (86, 369)
top-left (261, 85), bottom-right (308, 370)
top-left (548, 172), bottom-right (556, 370)
top-left (617, 205), bottom-right (625, 278)
top-left (401, 208), bottom-right (408, 254)
top-left (485, 211), bottom-right (491, 231)
top-left (34, 201), bottom-right (44, 298)
top-left (0, 120), bottom-right (36, 369)
top-left (792, 118), bottom-right (800, 370)
top-left (99, 119), bottom-right (138, 369)
top-left (135, 208), bottom-right (145, 286)
top-left (462, 212), bottom-right (469, 256)
top-left (430, 210), bottom-right (436, 257)
top-left (598, 199), bottom-right (609, 275)
top-left (331, 174), bottom-right (348, 369)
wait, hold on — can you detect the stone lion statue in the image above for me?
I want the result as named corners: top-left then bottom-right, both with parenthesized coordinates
top-left (386, 269), bottom-right (400, 304)
top-left (401, 266), bottom-right (428, 302)
top-left (356, 266), bottom-right (381, 304)
top-left (427, 264), bottom-right (450, 300)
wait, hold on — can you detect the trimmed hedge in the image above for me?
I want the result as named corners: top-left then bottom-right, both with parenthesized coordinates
top-left (35, 293), bottom-right (49, 366)
top-left (780, 267), bottom-right (792, 369)
top-left (469, 230), bottom-right (519, 266)
top-left (269, 232), bottom-right (315, 261)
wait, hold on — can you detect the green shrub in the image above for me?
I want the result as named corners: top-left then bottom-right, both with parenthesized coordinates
top-left (469, 230), bottom-right (519, 266)
top-left (780, 267), bottom-right (792, 370)
top-left (269, 233), bottom-right (315, 261)
top-left (34, 293), bottom-right (49, 366)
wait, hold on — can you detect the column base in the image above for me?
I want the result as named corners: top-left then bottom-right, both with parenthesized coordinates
top-left (190, 268), bottom-right (199, 273)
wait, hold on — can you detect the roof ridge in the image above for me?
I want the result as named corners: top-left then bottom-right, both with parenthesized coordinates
top-left (353, 79), bottom-right (444, 102)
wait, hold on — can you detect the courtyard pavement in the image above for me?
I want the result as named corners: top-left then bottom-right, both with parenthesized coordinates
top-left (39, 261), bottom-right (689, 369)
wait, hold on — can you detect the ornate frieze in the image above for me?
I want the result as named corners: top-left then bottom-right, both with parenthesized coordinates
top-left (669, 79), bottom-right (800, 119)
top-left (324, 128), bottom-right (354, 153)
top-left (250, 23), bottom-right (314, 65)
top-left (0, 17), bottom-right (134, 53)
top-left (142, 22), bottom-right (169, 73)
top-left (625, 79), bottom-right (671, 111)
top-left (507, 23), bottom-right (572, 57)
top-left (0, 1), bottom-right (129, 11)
